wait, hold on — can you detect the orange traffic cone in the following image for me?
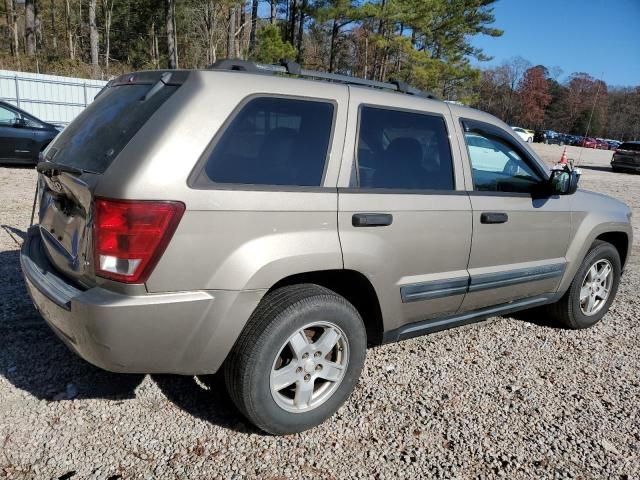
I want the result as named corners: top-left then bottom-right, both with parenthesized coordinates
top-left (559, 147), bottom-right (568, 165)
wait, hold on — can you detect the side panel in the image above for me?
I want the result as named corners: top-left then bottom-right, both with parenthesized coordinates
top-left (113, 72), bottom-right (352, 293)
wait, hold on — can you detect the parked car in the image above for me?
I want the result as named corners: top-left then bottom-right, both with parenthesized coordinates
top-left (534, 129), bottom-right (563, 145)
top-left (0, 101), bottom-right (62, 165)
top-left (611, 141), bottom-right (640, 172)
top-left (581, 137), bottom-right (599, 148)
top-left (21, 62), bottom-right (632, 435)
top-left (570, 135), bottom-right (585, 146)
top-left (511, 126), bottom-right (534, 142)
top-left (606, 140), bottom-right (622, 150)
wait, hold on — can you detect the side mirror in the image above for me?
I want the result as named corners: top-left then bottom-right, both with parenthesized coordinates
top-left (549, 168), bottom-right (580, 195)
top-left (11, 117), bottom-right (27, 128)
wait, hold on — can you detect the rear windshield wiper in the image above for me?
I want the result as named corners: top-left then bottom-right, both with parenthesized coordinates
top-left (36, 161), bottom-right (84, 177)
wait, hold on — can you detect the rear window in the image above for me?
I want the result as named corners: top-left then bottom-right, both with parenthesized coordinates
top-left (44, 81), bottom-right (179, 174)
top-left (619, 143), bottom-right (640, 152)
top-left (202, 96), bottom-right (335, 187)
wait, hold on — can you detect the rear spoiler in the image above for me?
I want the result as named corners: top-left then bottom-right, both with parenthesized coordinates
top-left (94, 70), bottom-right (189, 101)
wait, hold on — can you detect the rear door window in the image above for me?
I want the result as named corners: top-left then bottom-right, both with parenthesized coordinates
top-left (355, 106), bottom-right (454, 190)
top-left (44, 78), bottom-right (180, 174)
top-left (202, 97), bottom-right (335, 186)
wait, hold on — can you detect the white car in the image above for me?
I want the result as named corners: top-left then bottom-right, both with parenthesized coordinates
top-left (512, 126), bottom-right (534, 143)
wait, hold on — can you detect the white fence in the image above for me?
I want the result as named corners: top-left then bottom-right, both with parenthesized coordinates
top-left (0, 70), bottom-right (107, 125)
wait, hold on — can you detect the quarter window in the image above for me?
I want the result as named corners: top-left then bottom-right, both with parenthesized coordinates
top-left (204, 97), bottom-right (334, 186)
top-left (462, 120), bottom-right (544, 193)
top-left (355, 106), bottom-right (455, 190)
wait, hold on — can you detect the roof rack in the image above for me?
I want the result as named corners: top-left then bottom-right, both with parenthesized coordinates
top-left (207, 59), bottom-right (440, 101)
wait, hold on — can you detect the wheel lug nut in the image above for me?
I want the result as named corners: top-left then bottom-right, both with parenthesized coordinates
top-left (314, 351), bottom-right (321, 358)
top-left (315, 364), bottom-right (322, 371)
top-left (296, 367), bottom-right (303, 373)
top-left (304, 374), bottom-right (311, 381)
top-left (302, 353), bottom-right (309, 359)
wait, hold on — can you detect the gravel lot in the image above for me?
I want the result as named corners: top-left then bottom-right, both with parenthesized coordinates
top-left (1, 144), bottom-right (639, 479)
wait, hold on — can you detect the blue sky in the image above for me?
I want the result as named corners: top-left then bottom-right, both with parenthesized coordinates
top-left (470, 0), bottom-right (640, 86)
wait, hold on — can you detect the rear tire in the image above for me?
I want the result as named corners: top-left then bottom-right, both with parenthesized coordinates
top-left (547, 240), bottom-right (621, 329)
top-left (224, 284), bottom-right (366, 435)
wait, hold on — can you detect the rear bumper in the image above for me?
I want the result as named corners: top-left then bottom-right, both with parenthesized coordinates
top-left (20, 227), bottom-right (265, 374)
top-left (611, 160), bottom-right (640, 172)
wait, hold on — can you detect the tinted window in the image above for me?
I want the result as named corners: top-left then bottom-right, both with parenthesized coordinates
top-left (204, 97), bottom-right (334, 186)
top-left (619, 143), bottom-right (640, 152)
top-left (463, 121), bottom-right (543, 193)
top-left (356, 106), bottom-right (454, 190)
top-left (44, 82), bottom-right (179, 174)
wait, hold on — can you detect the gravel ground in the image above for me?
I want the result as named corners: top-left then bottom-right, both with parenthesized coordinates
top-left (1, 144), bottom-right (639, 479)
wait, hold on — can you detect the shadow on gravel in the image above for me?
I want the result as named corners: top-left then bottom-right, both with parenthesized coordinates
top-left (1, 248), bottom-right (145, 401)
top-left (1, 225), bottom-right (27, 244)
top-left (0, 248), bottom-right (249, 432)
top-left (508, 306), bottom-right (567, 329)
top-left (152, 374), bottom-right (256, 434)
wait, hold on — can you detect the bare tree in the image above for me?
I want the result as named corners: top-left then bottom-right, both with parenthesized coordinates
top-left (88, 0), bottom-right (99, 77)
top-left (50, 0), bottom-right (57, 50)
top-left (25, 0), bottom-right (37, 55)
top-left (195, 1), bottom-right (219, 65)
top-left (102, 0), bottom-right (114, 74)
top-left (65, 0), bottom-right (74, 59)
top-left (249, 0), bottom-right (258, 53)
top-left (270, 0), bottom-right (276, 24)
top-left (150, 20), bottom-right (160, 68)
top-left (5, 0), bottom-right (19, 57)
top-left (296, 0), bottom-right (307, 61)
top-left (166, 0), bottom-right (178, 68)
top-left (230, 7), bottom-right (236, 58)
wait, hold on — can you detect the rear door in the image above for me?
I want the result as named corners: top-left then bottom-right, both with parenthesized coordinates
top-left (456, 117), bottom-right (571, 311)
top-left (337, 88), bottom-right (472, 334)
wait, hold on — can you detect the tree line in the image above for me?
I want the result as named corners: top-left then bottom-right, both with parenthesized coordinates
top-left (0, 1), bottom-right (637, 140)
top-left (475, 57), bottom-right (640, 141)
top-left (0, 0), bottom-right (501, 94)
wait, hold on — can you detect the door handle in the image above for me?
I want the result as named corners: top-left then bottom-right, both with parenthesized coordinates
top-left (352, 213), bottom-right (393, 227)
top-left (480, 212), bottom-right (508, 224)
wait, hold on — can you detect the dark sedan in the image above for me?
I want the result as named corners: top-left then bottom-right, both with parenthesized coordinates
top-left (611, 142), bottom-right (640, 172)
top-left (0, 101), bottom-right (62, 165)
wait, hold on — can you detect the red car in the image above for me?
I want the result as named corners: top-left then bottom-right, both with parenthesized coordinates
top-left (595, 139), bottom-right (610, 150)
top-left (581, 137), bottom-right (598, 148)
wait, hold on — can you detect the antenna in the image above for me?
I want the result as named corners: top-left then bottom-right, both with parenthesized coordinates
top-left (576, 72), bottom-right (604, 166)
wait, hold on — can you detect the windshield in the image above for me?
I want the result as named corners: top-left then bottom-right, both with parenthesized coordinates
top-left (44, 82), bottom-right (178, 174)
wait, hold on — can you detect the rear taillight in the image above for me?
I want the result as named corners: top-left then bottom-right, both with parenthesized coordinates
top-left (93, 198), bottom-right (185, 283)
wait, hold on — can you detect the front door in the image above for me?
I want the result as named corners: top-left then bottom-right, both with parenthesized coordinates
top-left (0, 104), bottom-right (34, 162)
top-left (457, 118), bottom-right (571, 311)
top-left (337, 91), bottom-right (473, 334)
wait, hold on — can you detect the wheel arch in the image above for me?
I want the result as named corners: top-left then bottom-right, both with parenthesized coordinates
top-left (269, 269), bottom-right (385, 346)
top-left (595, 231), bottom-right (629, 270)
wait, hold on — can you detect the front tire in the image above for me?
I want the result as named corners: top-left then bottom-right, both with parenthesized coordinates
top-left (548, 240), bottom-right (621, 329)
top-left (224, 284), bottom-right (366, 434)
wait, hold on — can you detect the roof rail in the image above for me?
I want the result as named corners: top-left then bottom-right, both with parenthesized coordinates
top-left (207, 59), bottom-right (440, 101)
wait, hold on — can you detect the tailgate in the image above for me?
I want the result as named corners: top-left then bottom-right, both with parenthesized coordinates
top-left (38, 171), bottom-right (99, 287)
